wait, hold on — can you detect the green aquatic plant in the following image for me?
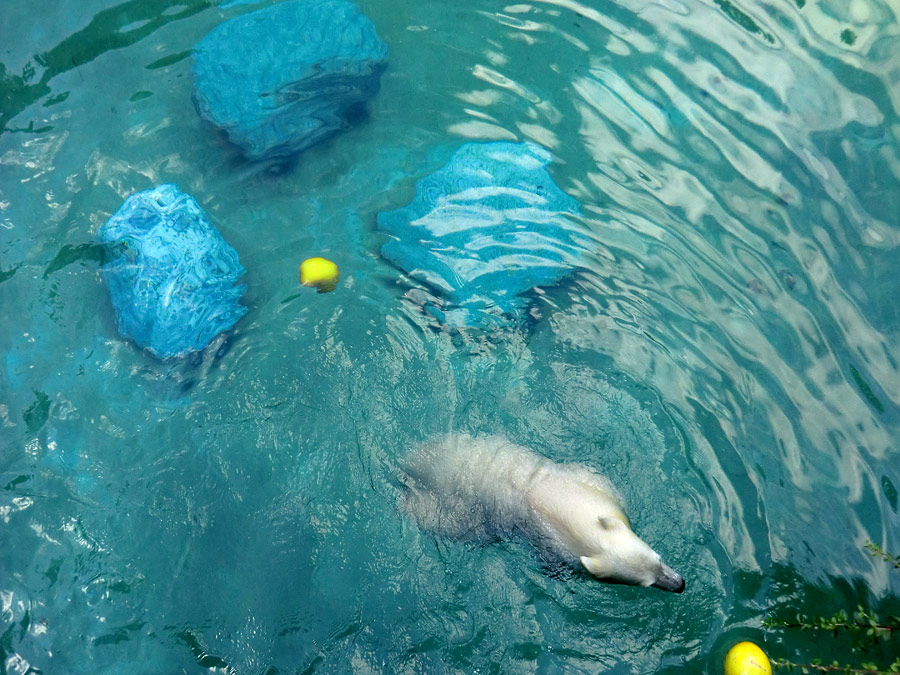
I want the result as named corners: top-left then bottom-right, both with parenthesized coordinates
top-left (766, 657), bottom-right (900, 673)
top-left (764, 542), bottom-right (900, 674)
top-left (865, 542), bottom-right (900, 570)
top-left (764, 606), bottom-right (898, 641)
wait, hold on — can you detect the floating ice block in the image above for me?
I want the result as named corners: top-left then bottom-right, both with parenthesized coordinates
top-left (97, 184), bottom-right (247, 358)
top-left (192, 0), bottom-right (388, 160)
top-left (377, 142), bottom-right (586, 329)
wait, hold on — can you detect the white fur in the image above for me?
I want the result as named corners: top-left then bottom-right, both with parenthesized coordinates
top-left (399, 433), bottom-right (684, 592)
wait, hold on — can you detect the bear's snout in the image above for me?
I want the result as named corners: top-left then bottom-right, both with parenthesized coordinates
top-left (652, 563), bottom-right (685, 593)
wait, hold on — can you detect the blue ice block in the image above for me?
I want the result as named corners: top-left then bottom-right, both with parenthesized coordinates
top-left (97, 184), bottom-right (247, 359)
top-left (192, 0), bottom-right (388, 160)
top-left (377, 142), bottom-right (587, 329)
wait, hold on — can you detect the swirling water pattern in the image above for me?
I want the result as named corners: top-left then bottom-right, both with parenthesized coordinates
top-left (1, 0), bottom-right (898, 673)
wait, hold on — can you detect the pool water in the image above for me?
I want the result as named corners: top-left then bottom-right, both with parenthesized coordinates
top-left (2, 0), bottom-right (899, 673)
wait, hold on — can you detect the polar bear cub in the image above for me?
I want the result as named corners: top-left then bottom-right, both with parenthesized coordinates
top-left (399, 433), bottom-right (684, 593)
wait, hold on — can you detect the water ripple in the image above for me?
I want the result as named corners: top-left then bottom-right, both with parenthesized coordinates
top-left (1, 0), bottom-right (899, 672)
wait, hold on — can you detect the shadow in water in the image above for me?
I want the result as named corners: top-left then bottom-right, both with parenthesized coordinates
top-left (1, 0), bottom-right (212, 133)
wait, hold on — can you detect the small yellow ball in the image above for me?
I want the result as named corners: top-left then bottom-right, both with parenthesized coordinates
top-left (724, 641), bottom-right (772, 675)
top-left (299, 257), bottom-right (339, 293)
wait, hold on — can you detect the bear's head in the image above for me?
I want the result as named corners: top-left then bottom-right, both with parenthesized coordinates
top-left (579, 517), bottom-right (685, 593)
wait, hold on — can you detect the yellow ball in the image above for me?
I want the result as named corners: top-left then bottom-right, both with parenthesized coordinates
top-left (299, 257), bottom-right (339, 293)
top-left (724, 642), bottom-right (771, 675)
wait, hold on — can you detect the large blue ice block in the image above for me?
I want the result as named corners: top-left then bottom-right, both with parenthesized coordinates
top-left (192, 0), bottom-right (388, 160)
top-left (377, 142), bottom-right (587, 329)
top-left (97, 184), bottom-right (247, 358)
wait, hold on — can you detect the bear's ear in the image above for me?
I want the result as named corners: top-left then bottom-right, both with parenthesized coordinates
top-left (580, 555), bottom-right (612, 579)
top-left (597, 516), bottom-right (622, 531)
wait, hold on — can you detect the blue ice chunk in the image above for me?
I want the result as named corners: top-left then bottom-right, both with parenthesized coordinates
top-left (97, 184), bottom-right (247, 359)
top-left (192, 0), bottom-right (388, 160)
top-left (377, 142), bottom-right (587, 329)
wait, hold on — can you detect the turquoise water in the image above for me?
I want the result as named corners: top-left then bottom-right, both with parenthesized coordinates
top-left (2, 0), bottom-right (899, 672)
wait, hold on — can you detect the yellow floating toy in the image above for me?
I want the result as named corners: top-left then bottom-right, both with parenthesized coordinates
top-left (299, 257), bottom-right (339, 293)
top-left (724, 641), bottom-right (771, 675)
